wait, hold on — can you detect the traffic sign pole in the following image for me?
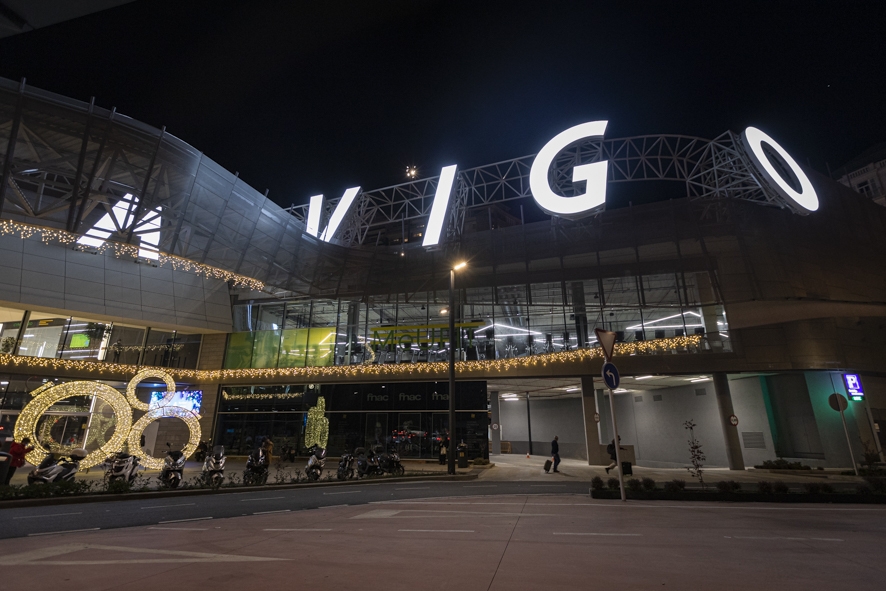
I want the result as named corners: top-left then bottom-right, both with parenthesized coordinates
top-left (607, 382), bottom-right (626, 502)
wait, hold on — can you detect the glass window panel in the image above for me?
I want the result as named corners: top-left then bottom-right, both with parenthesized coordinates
top-left (642, 274), bottom-right (681, 307)
top-left (224, 331), bottom-right (255, 369)
top-left (257, 304), bottom-right (285, 331)
top-left (104, 325), bottom-right (145, 365)
top-left (251, 330), bottom-right (282, 368)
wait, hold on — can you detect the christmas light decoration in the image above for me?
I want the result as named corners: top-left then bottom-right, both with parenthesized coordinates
top-left (0, 219), bottom-right (264, 290)
top-left (304, 396), bottom-right (329, 448)
top-left (127, 404), bottom-right (202, 470)
top-left (222, 391), bottom-right (303, 401)
top-left (126, 368), bottom-right (176, 411)
top-left (14, 380), bottom-right (133, 469)
top-left (1, 335), bottom-right (703, 383)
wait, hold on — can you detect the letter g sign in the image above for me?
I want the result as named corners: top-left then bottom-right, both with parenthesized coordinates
top-left (529, 121), bottom-right (609, 219)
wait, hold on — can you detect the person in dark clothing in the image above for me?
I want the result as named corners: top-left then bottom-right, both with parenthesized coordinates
top-left (550, 436), bottom-right (561, 473)
top-left (6, 437), bottom-right (34, 486)
top-left (605, 436), bottom-right (624, 474)
top-left (439, 438), bottom-right (449, 465)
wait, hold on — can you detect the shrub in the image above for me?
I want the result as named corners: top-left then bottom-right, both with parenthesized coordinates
top-left (626, 478), bottom-right (642, 492)
top-left (641, 477), bottom-right (656, 491)
top-left (591, 476), bottom-right (605, 491)
top-left (803, 482), bottom-right (822, 494)
top-left (856, 484), bottom-right (873, 495)
top-left (663, 479), bottom-right (686, 493)
top-left (773, 481), bottom-right (789, 494)
top-left (716, 480), bottom-right (742, 493)
top-left (757, 481), bottom-right (773, 494)
top-left (820, 483), bottom-right (834, 494)
top-left (606, 477), bottom-right (620, 490)
top-left (755, 459), bottom-right (811, 470)
top-left (864, 476), bottom-right (886, 494)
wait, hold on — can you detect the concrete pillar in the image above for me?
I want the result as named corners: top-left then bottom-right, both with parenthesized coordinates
top-left (489, 390), bottom-right (501, 454)
top-left (580, 376), bottom-right (610, 465)
top-left (713, 372), bottom-right (745, 470)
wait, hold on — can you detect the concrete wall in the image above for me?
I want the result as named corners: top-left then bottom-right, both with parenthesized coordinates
top-left (0, 233), bottom-right (232, 332)
top-left (499, 397), bottom-right (587, 460)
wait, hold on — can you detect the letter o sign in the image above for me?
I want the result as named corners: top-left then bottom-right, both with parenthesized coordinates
top-left (742, 127), bottom-right (819, 214)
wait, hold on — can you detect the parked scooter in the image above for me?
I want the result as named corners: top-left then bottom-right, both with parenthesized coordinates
top-left (194, 440), bottom-right (209, 463)
top-left (243, 447), bottom-right (269, 485)
top-left (202, 445), bottom-right (226, 486)
top-left (375, 446), bottom-right (405, 476)
top-left (105, 451), bottom-right (141, 484)
top-left (305, 445), bottom-right (327, 481)
top-left (336, 451), bottom-right (356, 480)
top-left (355, 447), bottom-right (382, 478)
top-left (27, 449), bottom-right (87, 485)
top-left (159, 443), bottom-right (185, 488)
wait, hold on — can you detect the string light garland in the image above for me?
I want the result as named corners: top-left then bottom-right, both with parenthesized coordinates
top-left (222, 391), bottom-right (303, 401)
top-left (126, 368), bottom-right (176, 411)
top-left (1, 335), bottom-right (702, 383)
top-left (14, 381), bottom-right (133, 469)
top-left (0, 219), bottom-right (264, 290)
top-left (127, 405), bottom-right (201, 470)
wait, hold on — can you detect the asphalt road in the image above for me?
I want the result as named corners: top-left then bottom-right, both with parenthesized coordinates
top-left (0, 479), bottom-right (592, 539)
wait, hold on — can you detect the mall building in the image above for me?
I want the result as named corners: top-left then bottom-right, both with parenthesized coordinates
top-left (1, 77), bottom-right (884, 470)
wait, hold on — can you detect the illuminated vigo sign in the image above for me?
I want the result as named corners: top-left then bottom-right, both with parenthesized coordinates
top-left (306, 122), bottom-right (819, 245)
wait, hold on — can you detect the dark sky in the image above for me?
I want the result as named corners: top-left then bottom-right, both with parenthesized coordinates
top-left (1, 0), bottom-right (884, 209)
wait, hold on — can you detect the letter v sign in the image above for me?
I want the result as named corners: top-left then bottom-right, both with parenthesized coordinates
top-left (305, 186), bottom-right (361, 242)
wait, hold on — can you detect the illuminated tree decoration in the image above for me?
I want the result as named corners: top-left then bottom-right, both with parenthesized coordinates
top-left (14, 381), bottom-right (133, 469)
top-left (304, 396), bottom-right (329, 449)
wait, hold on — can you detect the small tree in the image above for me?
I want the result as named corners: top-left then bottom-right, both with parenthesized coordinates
top-left (684, 419), bottom-right (706, 489)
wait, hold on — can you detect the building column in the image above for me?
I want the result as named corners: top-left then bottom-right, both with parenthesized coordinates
top-left (580, 375), bottom-right (608, 465)
top-left (713, 372), bottom-right (744, 470)
top-left (489, 390), bottom-right (501, 454)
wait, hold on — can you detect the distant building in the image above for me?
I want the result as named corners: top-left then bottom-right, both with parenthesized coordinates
top-left (835, 143), bottom-right (886, 206)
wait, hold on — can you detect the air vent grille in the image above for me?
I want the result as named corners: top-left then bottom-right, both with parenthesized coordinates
top-left (695, 388), bottom-right (707, 396)
top-left (742, 431), bottom-right (766, 449)
top-left (634, 395), bottom-right (643, 403)
top-left (653, 394), bottom-right (663, 402)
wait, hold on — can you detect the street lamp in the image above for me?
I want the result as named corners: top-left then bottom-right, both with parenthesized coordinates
top-left (448, 261), bottom-right (467, 475)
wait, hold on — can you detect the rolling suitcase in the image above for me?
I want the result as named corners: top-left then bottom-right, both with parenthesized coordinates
top-left (543, 458), bottom-right (553, 473)
top-left (621, 461), bottom-right (633, 476)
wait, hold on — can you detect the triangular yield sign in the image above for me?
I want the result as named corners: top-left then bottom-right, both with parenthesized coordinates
top-left (594, 328), bottom-right (617, 361)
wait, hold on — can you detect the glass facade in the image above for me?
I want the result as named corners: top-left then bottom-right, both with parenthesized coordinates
top-left (214, 381), bottom-right (489, 460)
top-left (225, 271), bottom-right (730, 368)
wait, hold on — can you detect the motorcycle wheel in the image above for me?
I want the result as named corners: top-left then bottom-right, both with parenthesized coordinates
top-left (394, 465), bottom-right (405, 477)
top-left (170, 477), bottom-right (181, 489)
top-left (211, 473), bottom-right (224, 487)
top-left (336, 470), bottom-right (346, 481)
top-left (348, 469), bottom-right (356, 480)
top-left (308, 468), bottom-right (319, 481)
top-left (27, 476), bottom-right (37, 485)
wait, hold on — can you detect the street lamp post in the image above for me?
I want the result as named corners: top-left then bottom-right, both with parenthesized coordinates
top-left (448, 261), bottom-right (466, 475)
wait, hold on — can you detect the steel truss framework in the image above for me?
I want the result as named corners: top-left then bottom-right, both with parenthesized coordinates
top-left (0, 77), bottom-right (795, 296)
top-left (288, 131), bottom-right (787, 247)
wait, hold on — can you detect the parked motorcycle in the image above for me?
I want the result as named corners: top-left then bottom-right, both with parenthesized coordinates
top-left (159, 443), bottom-right (185, 488)
top-left (194, 440), bottom-right (209, 463)
top-left (202, 444), bottom-right (226, 486)
top-left (355, 447), bottom-right (382, 478)
top-left (336, 451), bottom-right (356, 480)
top-left (243, 447), bottom-right (269, 485)
top-left (105, 451), bottom-right (141, 484)
top-left (27, 449), bottom-right (87, 485)
top-left (375, 446), bottom-right (405, 476)
top-left (305, 445), bottom-right (327, 481)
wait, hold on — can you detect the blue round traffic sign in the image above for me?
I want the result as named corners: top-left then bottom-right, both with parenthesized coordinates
top-left (602, 362), bottom-right (620, 390)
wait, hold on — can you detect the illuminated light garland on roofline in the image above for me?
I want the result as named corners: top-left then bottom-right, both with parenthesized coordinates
top-left (0, 335), bottom-right (702, 382)
top-left (0, 219), bottom-right (264, 291)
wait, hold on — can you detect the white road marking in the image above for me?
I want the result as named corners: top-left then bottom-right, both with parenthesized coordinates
top-left (13, 512), bottom-right (82, 519)
top-left (396, 487), bottom-right (430, 490)
top-left (726, 536), bottom-right (844, 542)
top-left (239, 497), bottom-right (284, 502)
top-left (140, 503), bottom-right (196, 510)
top-left (253, 510), bottom-right (291, 515)
top-left (463, 485), bottom-right (497, 488)
top-left (554, 532), bottom-right (642, 537)
top-left (158, 517), bottom-right (213, 524)
top-left (147, 527), bottom-right (209, 531)
top-left (264, 528), bottom-right (332, 532)
top-left (399, 529), bottom-right (475, 533)
top-left (27, 528), bottom-right (100, 537)
top-left (530, 484), bottom-right (566, 487)
top-left (0, 543), bottom-right (288, 565)
top-left (323, 490), bottom-right (362, 495)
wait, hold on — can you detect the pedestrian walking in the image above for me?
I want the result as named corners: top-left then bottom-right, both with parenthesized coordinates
top-left (6, 437), bottom-right (34, 486)
top-left (605, 436), bottom-right (624, 474)
top-left (550, 435), bottom-right (561, 473)
top-left (439, 438), bottom-right (449, 465)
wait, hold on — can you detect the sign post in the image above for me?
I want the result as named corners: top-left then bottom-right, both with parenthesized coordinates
top-left (843, 373), bottom-right (883, 462)
top-left (595, 328), bottom-right (625, 502)
top-left (828, 393), bottom-right (859, 476)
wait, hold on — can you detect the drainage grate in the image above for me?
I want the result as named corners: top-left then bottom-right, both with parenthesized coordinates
top-left (742, 431), bottom-right (766, 449)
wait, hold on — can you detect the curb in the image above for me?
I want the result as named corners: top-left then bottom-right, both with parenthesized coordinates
top-left (0, 471), bottom-right (479, 509)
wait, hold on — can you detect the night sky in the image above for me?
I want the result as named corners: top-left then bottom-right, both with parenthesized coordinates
top-left (1, 0), bottom-right (883, 209)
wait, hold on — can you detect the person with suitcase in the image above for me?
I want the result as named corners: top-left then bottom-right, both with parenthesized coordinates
top-left (605, 436), bottom-right (625, 474)
top-left (545, 436), bottom-right (560, 473)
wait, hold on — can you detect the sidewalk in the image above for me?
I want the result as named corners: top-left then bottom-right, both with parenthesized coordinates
top-left (480, 454), bottom-right (867, 485)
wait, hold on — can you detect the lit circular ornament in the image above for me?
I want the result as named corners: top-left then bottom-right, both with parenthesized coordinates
top-left (742, 126), bottom-right (819, 213)
top-left (126, 368), bottom-right (176, 411)
top-left (127, 405), bottom-right (202, 470)
top-left (14, 381), bottom-right (133, 469)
